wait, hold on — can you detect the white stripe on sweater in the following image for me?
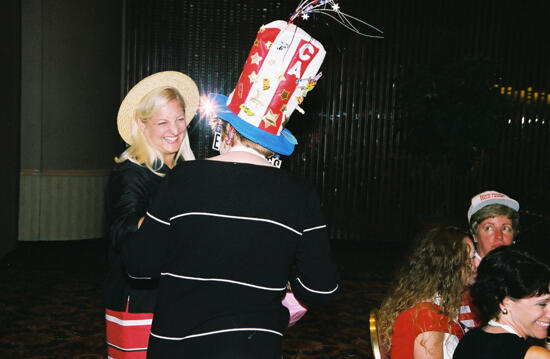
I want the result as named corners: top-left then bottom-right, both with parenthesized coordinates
top-left (169, 212), bottom-right (302, 235)
top-left (303, 224), bottom-right (326, 232)
top-left (161, 272), bottom-right (286, 291)
top-left (146, 212), bottom-right (170, 225)
top-left (151, 327), bottom-right (283, 341)
top-left (296, 277), bottom-right (338, 294)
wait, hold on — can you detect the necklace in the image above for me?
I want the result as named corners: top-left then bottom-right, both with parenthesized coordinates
top-left (474, 251), bottom-right (483, 261)
top-left (227, 146), bottom-right (267, 161)
top-left (487, 320), bottom-right (519, 336)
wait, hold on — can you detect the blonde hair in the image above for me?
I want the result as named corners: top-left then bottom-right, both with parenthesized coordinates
top-left (116, 86), bottom-right (195, 175)
top-left (378, 226), bottom-right (473, 351)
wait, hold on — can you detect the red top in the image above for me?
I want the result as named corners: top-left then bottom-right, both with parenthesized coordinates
top-left (458, 290), bottom-right (482, 331)
top-left (391, 302), bottom-right (464, 359)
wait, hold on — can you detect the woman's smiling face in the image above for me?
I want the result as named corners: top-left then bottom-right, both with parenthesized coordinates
top-left (504, 291), bottom-right (550, 339)
top-left (138, 98), bottom-right (187, 166)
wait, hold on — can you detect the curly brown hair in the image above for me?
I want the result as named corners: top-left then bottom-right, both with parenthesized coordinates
top-left (377, 226), bottom-right (473, 350)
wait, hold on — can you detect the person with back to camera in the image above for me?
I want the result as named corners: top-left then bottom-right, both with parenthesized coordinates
top-left (377, 226), bottom-right (476, 359)
top-left (120, 19), bottom-right (340, 359)
top-left (104, 71), bottom-right (199, 358)
top-left (453, 246), bottom-right (550, 359)
top-left (458, 190), bottom-right (521, 331)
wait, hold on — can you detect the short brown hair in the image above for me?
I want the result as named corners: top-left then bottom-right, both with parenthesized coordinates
top-left (469, 204), bottom-right (519, 237)
top-left (218, 120), bottom-right (275, 158)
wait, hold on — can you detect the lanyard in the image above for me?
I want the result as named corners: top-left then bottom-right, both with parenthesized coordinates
top-left (487, 320), bottom-right (519, 336)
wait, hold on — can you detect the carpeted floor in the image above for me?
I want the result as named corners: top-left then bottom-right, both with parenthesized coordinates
top-left (0, 239), bottom-right (406, 359)
top-left (2, 222), bottom-right (548, 359)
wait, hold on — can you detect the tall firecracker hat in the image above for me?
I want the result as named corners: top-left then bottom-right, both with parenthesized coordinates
top-left (203, 1), bottom-right (383, 156)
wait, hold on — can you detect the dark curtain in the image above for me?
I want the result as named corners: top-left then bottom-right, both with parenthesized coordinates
top-left (122, 0), bottom-right (550, 242)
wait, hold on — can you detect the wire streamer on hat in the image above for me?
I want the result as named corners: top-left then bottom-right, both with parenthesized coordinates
top-left (290, 0), bottom-right (384, 38)
top-left (201, 1), bottom-right (383, 156)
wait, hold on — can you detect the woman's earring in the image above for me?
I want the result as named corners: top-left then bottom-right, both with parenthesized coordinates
top-left (502, 308), bottom-right (508, 315)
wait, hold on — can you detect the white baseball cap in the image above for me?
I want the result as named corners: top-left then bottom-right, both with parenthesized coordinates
top-left (467, 190), bottom-right (519, 221)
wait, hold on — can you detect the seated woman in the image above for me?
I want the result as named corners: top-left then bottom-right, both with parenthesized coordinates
top-left (453, 246), bottom-right (550, 359)
top-left (378, 226), bottom-right (476, 359)
top-left (459, 190), bottom-right (520, 331)
top-left (467, 190), bottom-right (520, 267)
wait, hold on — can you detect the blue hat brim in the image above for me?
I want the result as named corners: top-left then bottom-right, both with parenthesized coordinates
top-left (208, 93), bottom-right (296, 156)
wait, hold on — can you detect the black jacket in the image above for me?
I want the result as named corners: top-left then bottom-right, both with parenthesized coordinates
top-left (104, 159), bottom-right (170, 312)
top-left (120, 160), bottom-right (340, 357)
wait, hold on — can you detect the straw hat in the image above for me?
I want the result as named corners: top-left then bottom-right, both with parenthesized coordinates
top-left (117, 71), bottom-right (199, 145)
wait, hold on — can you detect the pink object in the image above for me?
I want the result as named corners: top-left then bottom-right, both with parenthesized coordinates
top-left (282, 291), bottom-right (308, 327)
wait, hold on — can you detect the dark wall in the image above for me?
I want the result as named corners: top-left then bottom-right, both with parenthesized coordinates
top-left (122, 0), bottom-right (550, 241)
top-left (15, 0), bottom-right (123, 242)
top-left (0, 0), bottom-right (21, 257)
top-left (20, 0), bottom-right (123, 171)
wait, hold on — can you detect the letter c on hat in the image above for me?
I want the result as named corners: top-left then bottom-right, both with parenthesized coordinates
top-left (299, 43), bottom-right (315, 61)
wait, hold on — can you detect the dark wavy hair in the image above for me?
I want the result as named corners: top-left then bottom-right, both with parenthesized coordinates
top-left (471, 246), bottom-right (550, 323)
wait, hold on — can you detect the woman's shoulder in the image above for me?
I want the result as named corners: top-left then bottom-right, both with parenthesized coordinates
top-left (525, 345), bottom-right (550, 359)
top-left (109, 160), bottom-right (163, 187)
top-left (111, 159), bottom-right (146, 173)
top-left (396, 302), bottom-right (461, 334)
top-left (173, 159), bottom-right (303, 181)
top-left (395, 302), bottom-right (436, 325)
top-left (456, 327), bottom-right (533, 359)
top-left (402, 301), bottom-right (441, 315)
top-left (169, 159), bottom-right (318, 200)
top-left (112, 159), bottom-right (169, 176)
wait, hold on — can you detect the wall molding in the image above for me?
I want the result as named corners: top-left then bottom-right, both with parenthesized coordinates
top-left (21, 168), bottom-right (111, 177)
top-left (18, 171), bottom-right (109, 241)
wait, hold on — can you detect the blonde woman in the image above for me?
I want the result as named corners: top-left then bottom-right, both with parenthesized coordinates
top-left (378, 226), bottom-right (476, 359)
top-left (104, 71), bottom-right (199, 359)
